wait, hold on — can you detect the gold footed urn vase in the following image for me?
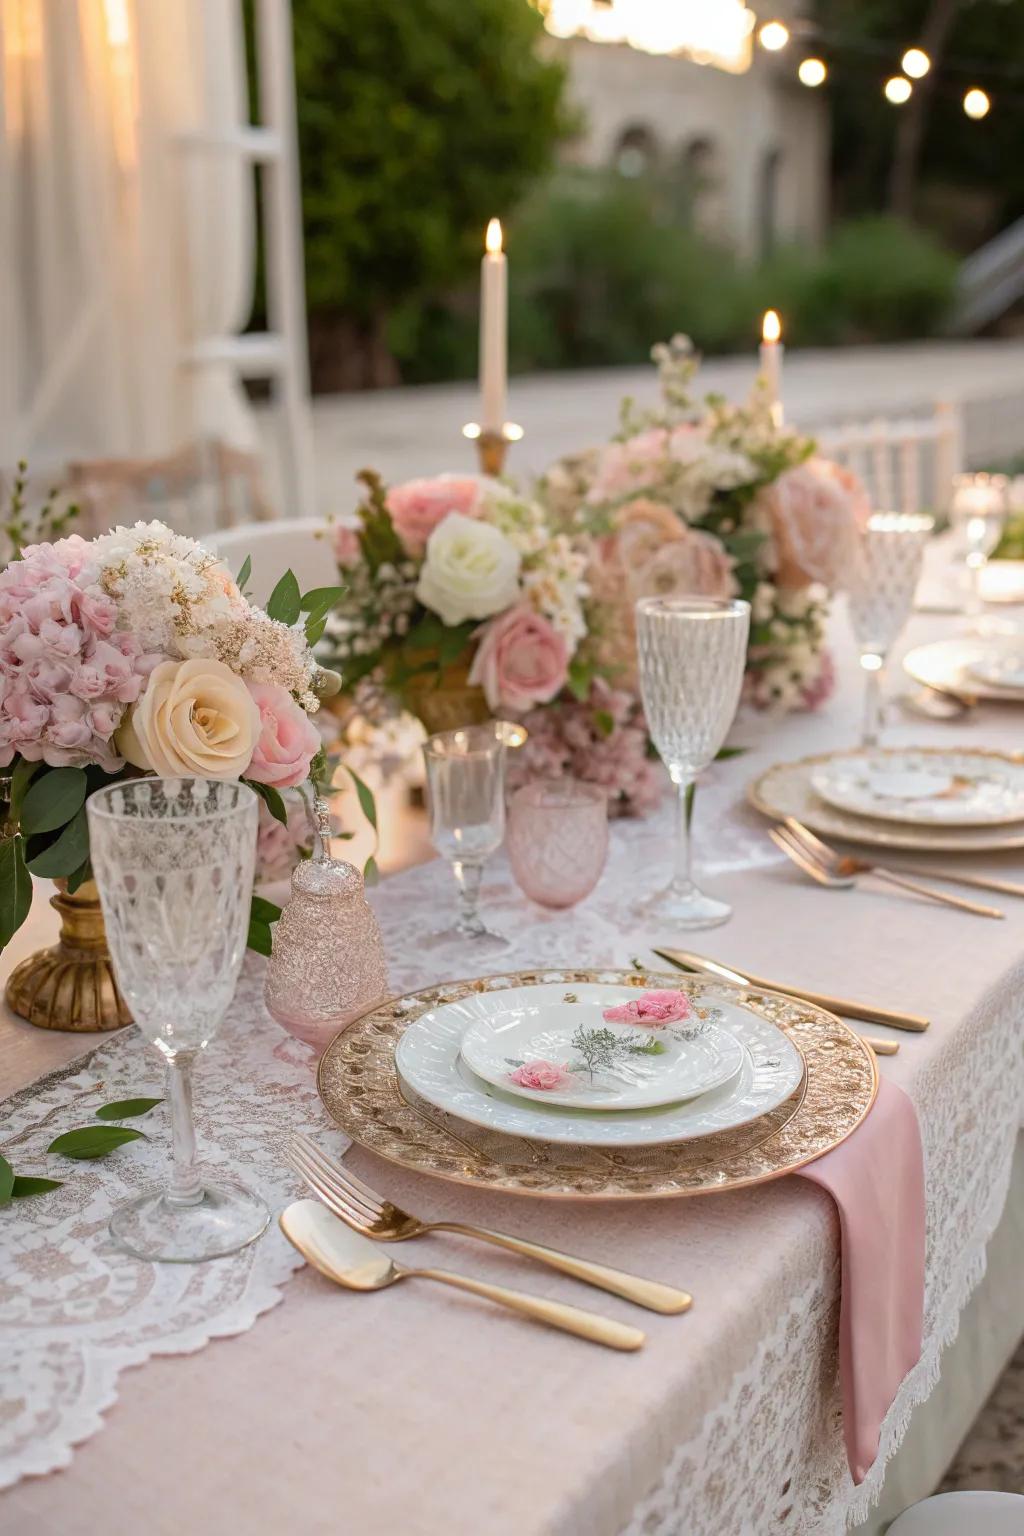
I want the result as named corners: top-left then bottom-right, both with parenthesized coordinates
top-left (5, 879), bottom-right (131, 1032)
top-left (404, 659), bottom-right (491, 736)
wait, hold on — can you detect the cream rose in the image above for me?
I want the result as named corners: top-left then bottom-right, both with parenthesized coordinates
top-left (415, 512), bottom-right (521, 627)
top-left (117, 658), bottom-right (260, 780)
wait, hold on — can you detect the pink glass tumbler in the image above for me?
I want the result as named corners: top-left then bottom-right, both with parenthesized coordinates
top-left (506, 780), bottom-right (609, 909)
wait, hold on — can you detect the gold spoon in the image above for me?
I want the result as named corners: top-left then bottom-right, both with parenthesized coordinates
top-left (280, 1200), bottom-right (645, 1351)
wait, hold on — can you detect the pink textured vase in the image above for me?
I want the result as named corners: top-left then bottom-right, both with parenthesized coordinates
top-left (506, 779), bottom-right (609, 909)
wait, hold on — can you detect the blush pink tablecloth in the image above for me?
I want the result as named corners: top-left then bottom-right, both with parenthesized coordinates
top-left (798, 1078), bottom-right (926, 1483)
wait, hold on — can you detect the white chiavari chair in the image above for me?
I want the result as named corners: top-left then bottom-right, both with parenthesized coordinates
top-left (814, 402), bottom-right (963, 516)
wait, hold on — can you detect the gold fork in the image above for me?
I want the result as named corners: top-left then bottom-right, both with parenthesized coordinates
top-left (774, 819), bottom-right (1004, 919)
top-left (286, 1134), bottom-right (692, 1314)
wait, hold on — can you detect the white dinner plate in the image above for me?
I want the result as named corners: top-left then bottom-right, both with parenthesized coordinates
top-left (903, 638), bottom-right (1024, 703)
top-left (395, 982), bottom-right (804, 1147)
top-left (458, 991), bottom-right (744, 1110)
top-left (967, 643), bottom-right (1024, 691)
top-left (750, 748), bottom-right (1024, 852)
top-left (810, 749), bottom-right (1024, 828)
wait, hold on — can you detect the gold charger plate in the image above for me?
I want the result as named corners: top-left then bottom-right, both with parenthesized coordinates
top-left (749, 748), bottom-right (1024, 853)
top-left (317, 968), bottom-right (877, 1201)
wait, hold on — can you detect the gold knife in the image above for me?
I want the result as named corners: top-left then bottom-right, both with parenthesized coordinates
top-left (653, 948), bottom-right (929, 1033)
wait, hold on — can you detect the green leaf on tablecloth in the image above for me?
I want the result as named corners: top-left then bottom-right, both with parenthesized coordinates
top-left (9, 757), bottom-right (40, 820)
top-left (95, 1098), bottom-right (164, 1121)
top-left (47, 1126), bottom-right (147, 1160)
top-left (715, 746), bottom-right (747, 761)
top-left (25, 807), bottom-right (90, 878)
top-left (20, 766), bottom-right (87, 836)
top-left (235, 553), bottom-right (252, 593)
top-left (251, 896), bottom-right (282, 926)
top-left (0, 834), bottom-right (33, 950)
top-left (347, 766), bottom-right (377, 831)
top-left (265, 569), bottom-right (302, 626)
top-left (247, 779), bottom-right (288, 827)
top-left (11, 1176), bottom-right (63, 1199)
top-left (0, 1153), bottom-right (14, 1206)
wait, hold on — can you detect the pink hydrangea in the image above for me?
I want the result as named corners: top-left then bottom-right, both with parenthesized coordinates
top-left (603, 990), bottom-right (691, 1026)
top-left (468, 605), bottom-right (569, 713)
top-left (508, 1059), bottom-right (572, 1091)
top-left (0, 536), bottom-right (157, 769)
top-left (386, 475), bottom-right (482, 557)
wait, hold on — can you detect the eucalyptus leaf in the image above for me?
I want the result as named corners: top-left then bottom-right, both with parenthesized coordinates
top-left (0, 1153), bottom-right (13, 1206)
top-left (235, 553), bottom-right (252, 592)
top-left (304, 615), bottom-right (328, 646)
top-left (299, 585), bottom-right (345, 614)
top-left (347, 766), bottom-right (377, 831)
top-left (47, 1126), bottom-right (146, 1160)
top-left (0, 835), bottom-right (32, 950)
top-left (95, 1097), bottom-right (163, 1121)
top-left (25, 806), bottom-right (90, 878)
top-left (20, 767), bottom-right (87, 837)
top-left (265, 569), bottom-right (302, 626)
top-left (11, 1176), bottom-right (62, 1199)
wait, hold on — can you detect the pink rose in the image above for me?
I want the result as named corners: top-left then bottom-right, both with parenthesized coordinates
top-left (469, 605), bottom-right (569, 714)
top-left (386, 475), bottom-right (482, 557)
top-left (603, 990), bottom-right (691, 1026)
top-left (333, 524), bottom-right (361, 568)
top-left (245, 681), bottom-right (321, 789)
top-left (631, 528), bottom-right (737, 602)
top-left (508, 1059), bottom-right (571, 1091)
top-left (759, 459), bottom-right (870, 590)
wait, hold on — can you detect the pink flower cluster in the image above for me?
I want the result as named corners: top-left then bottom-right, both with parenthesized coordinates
top-left (469, 605), bottom-right (568, 713)
top-left (508, 1059), bottom-right (571, 1091)
top-left (0, 536), bottom-right (155, 769)
top-left (506, 679), bottom-right (664, 818)
top-left (603, 990), bottom-right (691, 1026)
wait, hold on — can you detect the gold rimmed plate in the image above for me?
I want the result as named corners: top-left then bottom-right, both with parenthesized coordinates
top-left (904, 637), bottom-right (1024, 703)
top-left (317, 968), bottom-right (876, 1201)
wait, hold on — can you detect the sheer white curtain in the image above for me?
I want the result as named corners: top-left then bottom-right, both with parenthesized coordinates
top-left (0, 0), bottom-right (256, 473)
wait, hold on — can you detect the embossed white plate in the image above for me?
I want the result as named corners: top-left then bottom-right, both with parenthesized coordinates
top-left (459, 991), bottom-right (743, 1110)
top-left (396, 982), bottom-right (803, 1147)
top-left (810, 748), bottom-right (1024, 827)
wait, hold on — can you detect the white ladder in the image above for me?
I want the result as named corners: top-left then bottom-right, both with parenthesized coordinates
top-left (178, 0), bottom-right (315, 520)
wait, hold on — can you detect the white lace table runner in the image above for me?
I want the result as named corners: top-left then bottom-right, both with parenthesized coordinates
top-left (2, 779), bottom-right (1023, 1536)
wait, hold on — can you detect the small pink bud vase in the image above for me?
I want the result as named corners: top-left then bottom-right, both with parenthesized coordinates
top-left (263, 800), bottom-right (389, 1053)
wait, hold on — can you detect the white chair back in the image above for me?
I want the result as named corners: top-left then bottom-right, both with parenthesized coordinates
top-left (206, 517), bottom-right (341, 605)
top-left (67, 441), bottom-right (273, 541)
top-left (887, 1490), bottom-right (1024, 1534)
top-left (815, 402), bottom-right (963, 516)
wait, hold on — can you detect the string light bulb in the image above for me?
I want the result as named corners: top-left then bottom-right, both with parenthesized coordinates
top-left (901, 48), bottom-right (930, 79)
top-left (963, 88), bottom-right (991, 120)
top-left (885, 76), bottom-right (913, 104)
top-left (758, 20), bottom-right (789, 51)
top-left (798, 57), bottom-right (827, 88)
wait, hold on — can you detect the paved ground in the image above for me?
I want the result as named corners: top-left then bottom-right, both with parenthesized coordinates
top-left (256, 339), bottom-right (1024, 516)
top-left (941, 1339), bottom-right (1024, 1494)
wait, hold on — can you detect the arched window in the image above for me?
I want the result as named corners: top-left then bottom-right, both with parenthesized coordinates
top-left (613, 124), bottom-right (658, 179)
top-left (680, 136), bottom-right (724, 235)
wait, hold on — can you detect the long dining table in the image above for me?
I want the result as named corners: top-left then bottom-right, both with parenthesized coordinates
top-left (2, 574), bottom-right (1024, 1536)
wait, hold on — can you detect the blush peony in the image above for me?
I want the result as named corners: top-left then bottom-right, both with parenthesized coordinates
top-left (246, 681), bottom-right (322, 789)
top-left (468, 605), bottom-right (569, 713)
top-left (508, 1059), bottom-right (572, 1091)
top-left (387, 475), bottom-right (482, 557)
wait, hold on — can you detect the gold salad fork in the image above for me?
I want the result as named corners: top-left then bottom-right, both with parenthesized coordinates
top-left (771, 818), bottom-right (1004, 920)
top-left (286, 1133), bottom-right (692, 1314)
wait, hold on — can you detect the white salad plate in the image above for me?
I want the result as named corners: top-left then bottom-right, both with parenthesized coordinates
top-left (903, 638), bottom-right (1024, 703)
top-left (967, 643), bottom-right (1024, 691)
top-left (458, 993), bottom-right (744, 1110)
top-left (395, 982), bottom-right (804, 1148)
top-left (810, 749), bottom-right (1024, 828)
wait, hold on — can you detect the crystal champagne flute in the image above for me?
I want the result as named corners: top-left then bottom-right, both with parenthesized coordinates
top-left (87, 777), bottom-right (265, 1262)
top-left (635, 596), bottom-right (750, 929)
top-left (847, 512), bottom-right (933, 746)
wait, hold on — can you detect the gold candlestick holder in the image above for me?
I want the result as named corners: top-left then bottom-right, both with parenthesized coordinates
top-left (462, 421), bottom-right (523, 477)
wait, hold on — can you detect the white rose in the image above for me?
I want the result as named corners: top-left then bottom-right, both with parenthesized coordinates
top-left (415, 512), bottom-right (521, 626)
top-left (117, 658), bottom-right (260, 779)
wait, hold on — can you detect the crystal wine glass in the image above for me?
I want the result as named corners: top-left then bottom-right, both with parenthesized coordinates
top-left (422, 721), bottom-right (519, 944)
top-left (87, 777), bottom-right (265, 1263)
top-left (635, 596), bottom-right (750, 929)
top-left (847, 512), bottom-right (933, 747)
top-left (950, 472), bottom-right (1008, 626)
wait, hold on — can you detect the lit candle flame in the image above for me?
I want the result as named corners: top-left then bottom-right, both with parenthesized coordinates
top-left (762, 309), bottom-right (781, 343)
top-left (485, 218), bottom-right (503, 256)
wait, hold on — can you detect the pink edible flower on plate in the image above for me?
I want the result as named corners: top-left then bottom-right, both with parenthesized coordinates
top-left (508, 1059), bottom-right (572, 1091)
top-left (602, 990), bottom-right (691, 1027)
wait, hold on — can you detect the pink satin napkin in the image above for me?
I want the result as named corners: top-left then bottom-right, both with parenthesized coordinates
top-left (796, 1077), bottom-right (925, 1483)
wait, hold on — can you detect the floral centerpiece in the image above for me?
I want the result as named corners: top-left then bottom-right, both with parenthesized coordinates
top-left (0, 520), bottom-right (342, 974)
top-left (324, 471), bottom-right (588, 732)
top-left (538, 335), bottom-right (869, 713)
